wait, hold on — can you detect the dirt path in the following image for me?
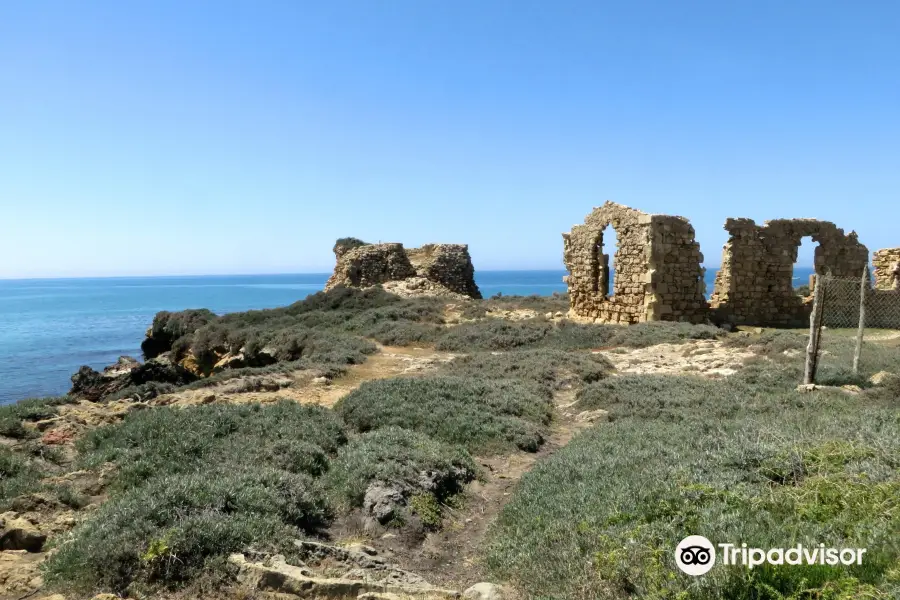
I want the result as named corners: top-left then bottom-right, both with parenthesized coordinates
top-left (351, 388), bottom-right (598, 590)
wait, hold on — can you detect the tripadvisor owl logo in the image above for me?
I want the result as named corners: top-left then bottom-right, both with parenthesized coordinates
top-left (675, 535), bottom-right (716, 576)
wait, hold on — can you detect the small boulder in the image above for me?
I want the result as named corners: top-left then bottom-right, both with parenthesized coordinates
top-left (463, 582), bottom-right (506, 600)
top-left (0, 513), bottom-right (46, 552)
top-left (102, 355), bottom-right (140, 377)
top-left (363, 483), bottom-right (406, 524)
top-left (575, 409), bottom-right (610, 423)
top-left (69, 366), bottom-right (112, 401)
top-left (870, 371), bottom-right (899, 387)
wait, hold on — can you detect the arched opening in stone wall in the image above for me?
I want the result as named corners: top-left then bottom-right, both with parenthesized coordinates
top-left (589, 225), bottom-right (619, 297)
top-left (793, 236), bottom-right (818, 297)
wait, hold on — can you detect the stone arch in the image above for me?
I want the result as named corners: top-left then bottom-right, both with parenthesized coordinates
top-left (710, 218), bottom-right (868, 326)
top-left (563, 201), bottom-right (707, 324)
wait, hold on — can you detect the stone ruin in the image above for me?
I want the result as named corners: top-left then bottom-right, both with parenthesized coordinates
top-left (563, 202), bottom-right (896, 328)
top-left (708, 219), bottom-right (869, 326)
top-left (562, 202), bottom-right (708, 324)
top-left (873, 248), bottom-right (900, 290)
top-left (325, 238), bottom-right (482, 299)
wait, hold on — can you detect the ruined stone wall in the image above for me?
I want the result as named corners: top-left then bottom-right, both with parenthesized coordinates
top-left (563, 202), bottom-right (707, 323)
top-left (405, 244), bottom-right (482, 299)
top-left (646, 215), bottom-right (708, 322)
top-left (325, 243), bottom-right (417, 291)
top-left (709, 219), bottom-right (869, 326)
top-left (873, 248), bottom-right (900, 290)
top-left (325, 240), bottom-right (481, 299)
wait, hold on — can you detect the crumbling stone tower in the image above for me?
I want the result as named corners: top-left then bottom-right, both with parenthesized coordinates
top-left (562, 201), bottom-right (707, 324)
top-left (708, 219), bottom-right (869, 326)
top-left (325, 239), bottom-right (482, 299)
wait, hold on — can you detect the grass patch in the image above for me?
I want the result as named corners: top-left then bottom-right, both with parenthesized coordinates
top-left (724, 329), bottom-right (808, 356)
top-left (485, 348), bottom-right (900, 599)
top-left (441, 348), bottom-right (612, 393)
top-left (337, 376), bottom-right (552, 453)
top-left (78, 401), bottom-right (346, 490)
top-left (435, 319), bottom-right (724, 352)
top-left (0, 395), bottom-right (75, 439)
top-left (44, 401), bottom-right (346, 594)
top-left (0, 446), bottom-right (45, 509)
top-left (325, 427), bottom-right (477, 512)
top-left (44, 467), bottom-right (329, 595)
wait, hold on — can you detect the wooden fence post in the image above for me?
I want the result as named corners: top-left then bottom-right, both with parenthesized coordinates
top-left (804, 273), bottom-right (826, 385)
top-left (852, 265), bottom-right (869, 375)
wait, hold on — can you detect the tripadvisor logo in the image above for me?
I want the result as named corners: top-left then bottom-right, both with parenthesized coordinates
top-left (676, 535), bottom-right (716, 575)
top-left (675, 536), bottom-right (867, 576)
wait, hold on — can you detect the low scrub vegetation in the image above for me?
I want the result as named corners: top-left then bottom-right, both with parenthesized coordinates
top-left (14, 285), bottom-right (897, 599)
top-left (42, 399), bottom-right (484, 595)
top-left (45, 403), bottom-right (348, 593)
top-left (485, 346), bottom-right (900, 599)
top-left (44, 467), bottom-right (330, 595)
top-left (337, 376), bottom-right (553, 453)
top-left (0, 446), bottom-right (43, 509)
top-left (436, 319), bottom-right (723, 352)
top-left (441, 348), bottom-right (612, 392)
top-left (0, 395), bottom-right (75, 439)
top-left (325, 427), bottom-right (477, 512)
top-left (77, 401), bottom-right (346, 490)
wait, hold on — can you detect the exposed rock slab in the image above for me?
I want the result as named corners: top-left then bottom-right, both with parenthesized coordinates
top-left (229, 548), bottom-right (460, 599)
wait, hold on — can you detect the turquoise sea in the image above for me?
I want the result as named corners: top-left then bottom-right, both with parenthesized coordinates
top-left (0, 268), bottom-right (814, 404)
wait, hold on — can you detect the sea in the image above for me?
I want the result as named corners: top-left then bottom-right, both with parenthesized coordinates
top-left (0, 267), bottom-right (815, 405)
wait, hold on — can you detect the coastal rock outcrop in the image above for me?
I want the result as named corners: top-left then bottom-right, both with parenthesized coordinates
top-left (140, 309), bottom-right (217, 360)
top-left (325, 238), bottom-right (481, 299)
top-left (69, 355), bottom-right (196, 401)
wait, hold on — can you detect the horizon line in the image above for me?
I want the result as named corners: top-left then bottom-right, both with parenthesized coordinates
top-left (0, 264), bottom-right (823, 283)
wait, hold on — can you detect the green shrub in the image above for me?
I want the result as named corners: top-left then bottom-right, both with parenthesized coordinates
top-left (435, 319), bottom-right (724, 352)
top-left (442, 349), bottom-right (612, 392)
top-left (0, 396), bottom-right (75, 439)
top-left (435, 320), bottom-right (554, 351)
top-left (334, 237), bottom-right (368, 253)
top-left (548, 320), bottom-right (724, 350)
top-left (0, 447), bottom-right (44, 509)
top-left (724, 329), bottom-right (808, 355)
top-left (336, 376), bottom-right (552, 453)
top-left (364, 321), bottom-right (444, 346)
top-left (142, 309), bottom-right (217, 358)
top-left (52, 483), bottom-right (90, 509)
top-left (78, 401), bottom-right (347, 491)
top-left (43, 467), bottom-right (329, 594)
top-left (45, 401), bottom-right (347, 594)
top-left (325, 427), bottom-right (477, 511)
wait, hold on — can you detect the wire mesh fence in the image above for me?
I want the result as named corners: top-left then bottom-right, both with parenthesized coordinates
top-left (805, 270), bottom-right (900, 384)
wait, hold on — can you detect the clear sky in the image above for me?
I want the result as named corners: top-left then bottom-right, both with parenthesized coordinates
top-left (1, 1), bottom-right (898, 279)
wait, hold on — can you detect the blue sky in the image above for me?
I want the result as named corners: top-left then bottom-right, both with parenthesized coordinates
top-left (1, 1), bottom-right (898, 278)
